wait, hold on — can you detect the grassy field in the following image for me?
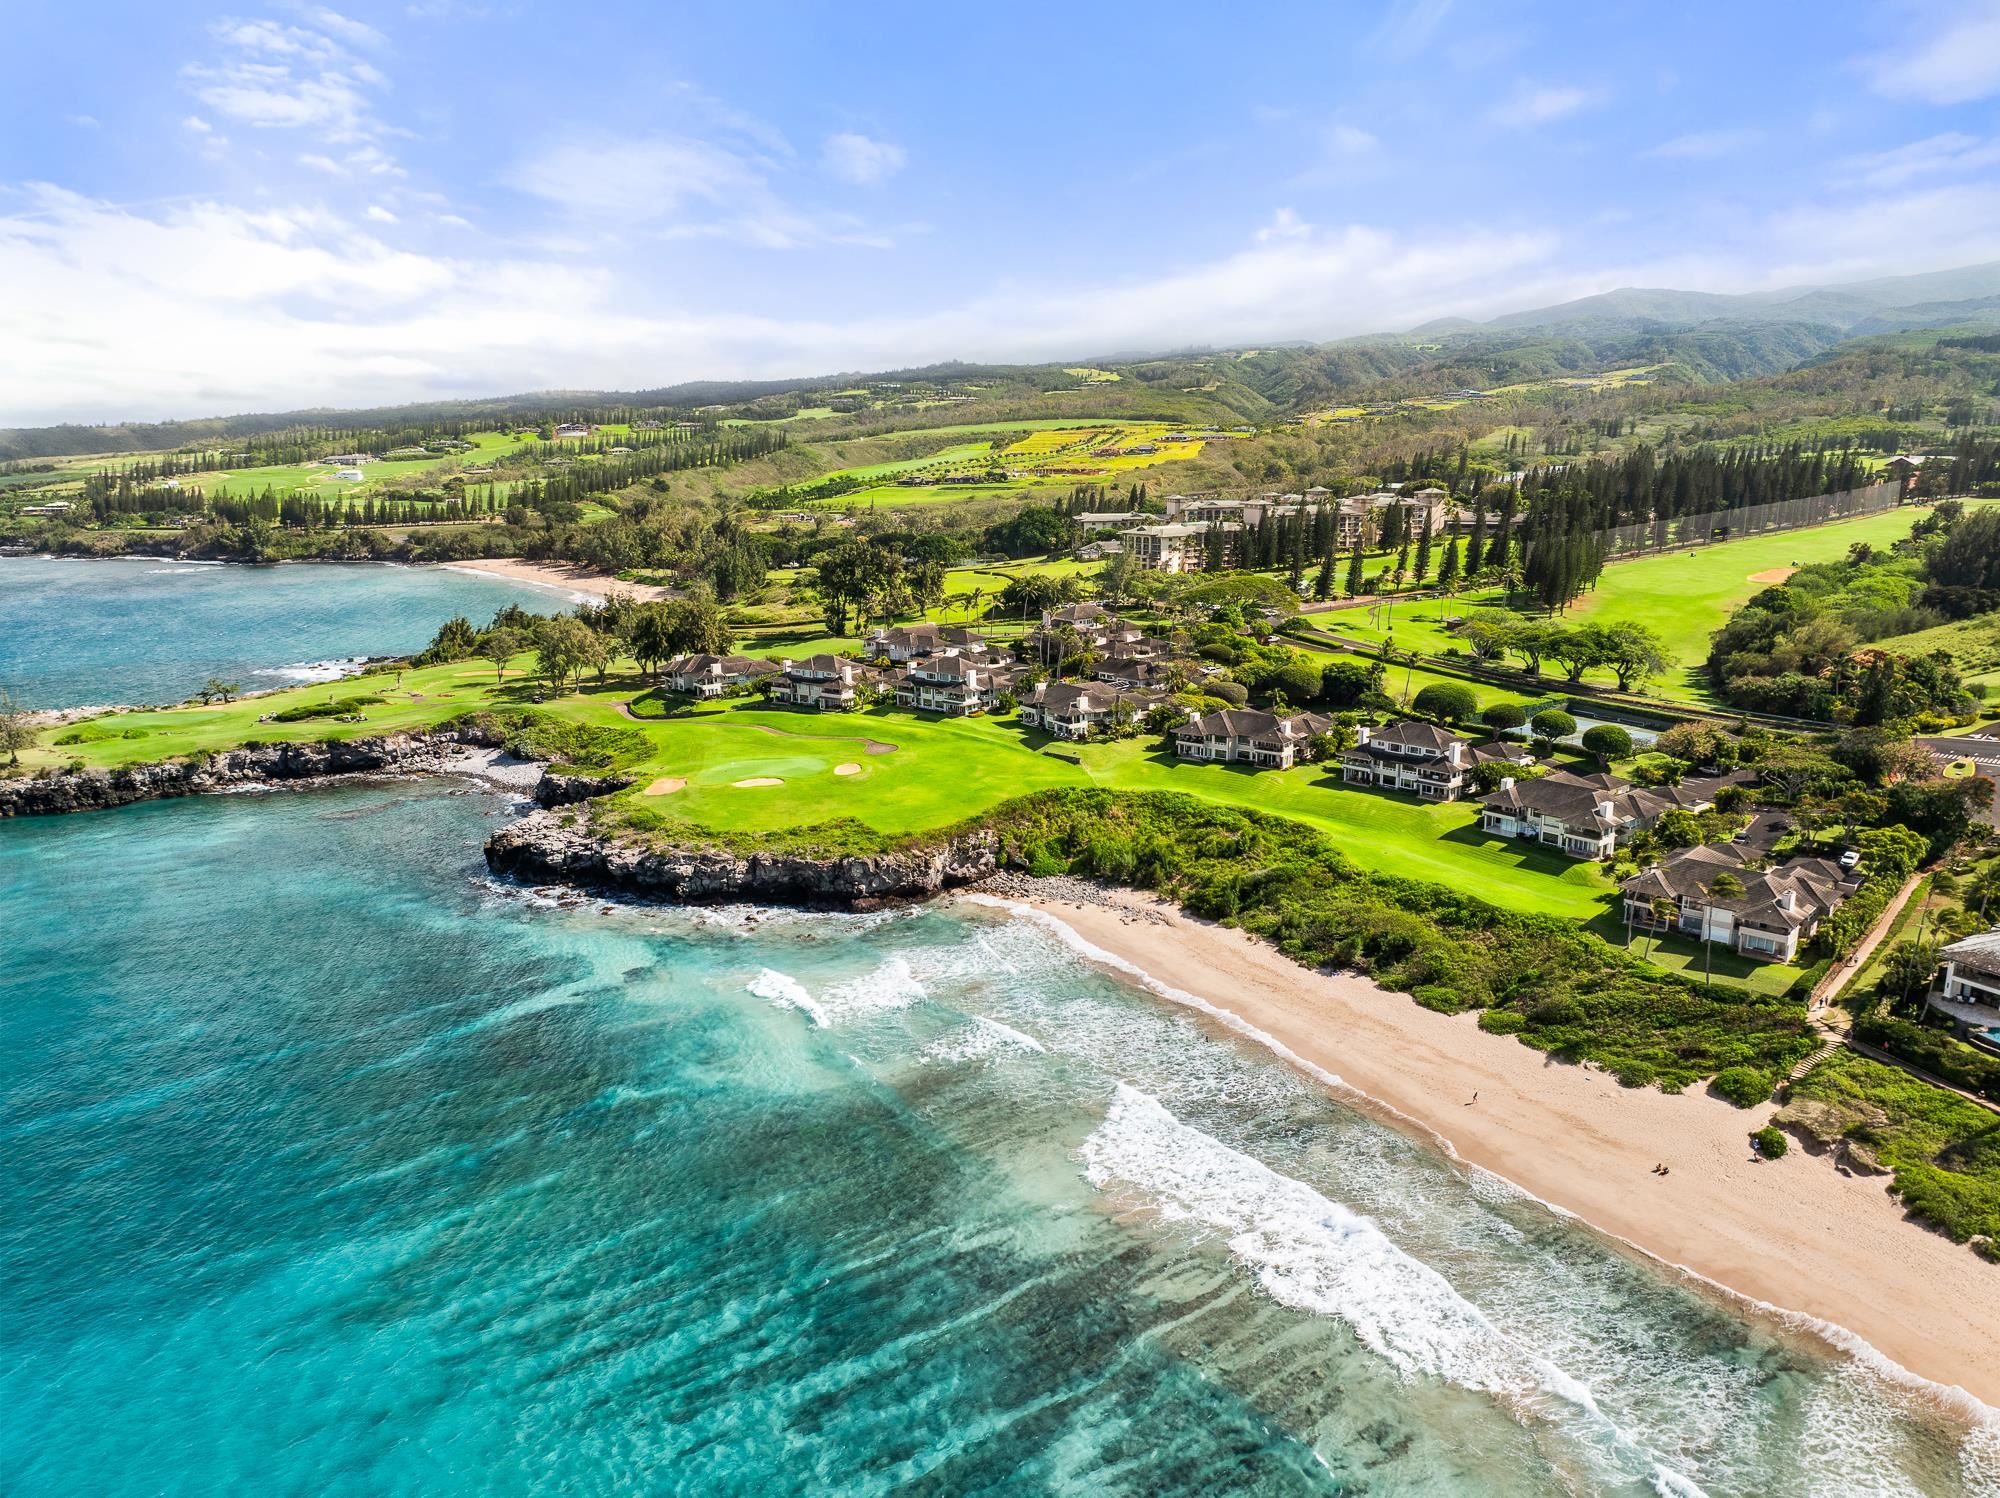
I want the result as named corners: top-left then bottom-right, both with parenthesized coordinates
top-left (1329, 501), bottom-right (1997, 704)
top-left (24, 657), bottom-right (1616, 921)
top-left (1567, 503), bottom-right (1982, 684)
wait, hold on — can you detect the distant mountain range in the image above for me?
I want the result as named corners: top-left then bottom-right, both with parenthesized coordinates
top-left (1412, 261), bottom-right (2000, 339)
top-left (10, 263), bottom-right (2000, 459)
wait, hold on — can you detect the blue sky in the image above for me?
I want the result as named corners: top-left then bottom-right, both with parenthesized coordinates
top-left (6, 0), bottom-right (2000, 422)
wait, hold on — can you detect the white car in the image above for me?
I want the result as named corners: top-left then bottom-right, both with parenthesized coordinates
top-left (1838, 850), bottom-right (1861, 870)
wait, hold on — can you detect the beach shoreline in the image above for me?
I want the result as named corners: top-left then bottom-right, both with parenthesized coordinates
top-left (438, 557), bottom-right (669, 602)
top-left (981, 884), bottom-right (2000, 1413)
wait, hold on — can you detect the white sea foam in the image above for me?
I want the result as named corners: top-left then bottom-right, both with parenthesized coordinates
top-left (254, 656), bottom-right (371, 684)
top-left (1080, 1084), bottom-right (1710, 1497)
top-left (746, 967), bottom-right (827, 1028)
top-left (820, 954), bottom-right (927, 1023)
top-left (926, 1014), bottom-right (1048, 1064)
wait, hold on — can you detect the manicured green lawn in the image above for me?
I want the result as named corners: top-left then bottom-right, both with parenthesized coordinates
top-left (1583, 912), bottom-right (1804, 996)
top-left (1568, 501), bottom-right (1992, 679)
top-left (25, 662), bottom-right (1616, 921)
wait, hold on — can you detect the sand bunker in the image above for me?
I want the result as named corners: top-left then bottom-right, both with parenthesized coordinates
top-left (732, 777), bottom-right (784, 788)
top-left (1747, 567), bottom-right (1797, 585)
top-left (834, 763), bottom-right (862, 776)
top-left (643, 777), bottom-right (686, 796)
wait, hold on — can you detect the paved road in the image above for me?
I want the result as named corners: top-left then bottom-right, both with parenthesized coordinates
top-left (1918, 734), bottom-right (2000, 829)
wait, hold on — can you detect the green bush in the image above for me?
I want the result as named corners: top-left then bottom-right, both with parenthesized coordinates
top-left (1710, 1066), bottom-right (1773, 1108)
top-left (1753, 1125), bottom-right (1788, 1158)
top-left (1581, 724), bottom-right (1634, 761)
top-left (1856, 1014), bottom-right (2000, 1101)
top-left (53, 724), bottom-right (150, 745)
top-left (268, 694), bottom-right (385, 723)
top-left (1480, 703), bottom-right (1527, 736)
top-left (1531, 709), bottom-right (1577, 741)
top-left (1412, 682), bottom-right (1478, 724)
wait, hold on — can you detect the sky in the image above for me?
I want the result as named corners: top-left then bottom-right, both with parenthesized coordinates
top-left (6, 0), bottom-right (2000, 424)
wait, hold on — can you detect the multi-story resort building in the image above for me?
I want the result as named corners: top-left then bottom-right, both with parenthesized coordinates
top-left (1478, 770), bottom-right (1724, 860)
top-left (1619, 845), bottom-right (1855, 962)
top-left (1174, 708), bottom-right (1335, 770)
top-left (1118, 521), bottom-right (1239, 573)
top-left (864, 624), bottom-right (986, 662)
top-left (1018, 682), bottom-right (1164, 740)
top-left (1337, 721), bottom-right (1534, 801)
top-left (1932, 933), bottom-right (2000, 1024)
top-left (892, 653), bottom-right (1024, 716)
top-left (769, 654), bottom-right (874, 711)
top-left (660, 653), bottom-right (782, 699)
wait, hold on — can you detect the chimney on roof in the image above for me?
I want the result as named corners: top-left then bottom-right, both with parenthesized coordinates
top-left (1779, 888), bottom-right (1797, 913)
top-left (1446, 741), bottom-right (1464, 765)
top-left (1356, 725), bottom-right (1372, 745)
top-left (1498, 776), bottom-right (1515, 792)
top-left (1597, 800), bottom-right (1617, 819)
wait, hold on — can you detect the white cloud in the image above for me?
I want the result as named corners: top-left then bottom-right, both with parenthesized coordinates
top-left (1841, 131), bottom-right (2000, 187)
top-left (1254, 207), bottom-right (1312, 243)
top-left (1645, 128), bottom-right (1761, 160)
top-left (1868, 2), bottom-right (2000, 103)
top-left (518, 134), bottom-right (758, 221)
top-left (1327, 124), bottom-right (1379, 156)
top-left (821, 132), bottom-right (907, 185)
top-left (10, 164), bottom-right (2000, 427)
top-left (1489, 84), bottom-right (1602, 128)
top-left (183, 115), bottom-right (215, 134)
top-left (366, 204), bottom-right (398, 222)
top-left (66, 114), bottom-right (100, 129)
top-left (1368, 0), bottom-right (1453, 58)
top-left (0, 185), bottom-right (1570, 422)
top-left (517, 132), bottom-right (892, 249)
top-left (183, 10), bottom-right (395, 158)
top-left (286, 4), bottom-right (387, 49)
top-left (298, 144), bottom-right (406, 177)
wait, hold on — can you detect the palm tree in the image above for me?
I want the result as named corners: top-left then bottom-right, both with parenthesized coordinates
top-left (1648, 897), bottom-right (1679, 960)
top-left (1697, 873), bottom-right (1745, 987)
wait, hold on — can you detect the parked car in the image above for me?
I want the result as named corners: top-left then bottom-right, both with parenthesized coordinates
top-left (1838, 850), bottom-right (1862, 870)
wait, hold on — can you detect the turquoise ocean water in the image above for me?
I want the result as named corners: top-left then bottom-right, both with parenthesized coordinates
top-left (4, 781), bottom-right (1998, 1495)
top-left (0, 556), bottom-right (566, 708)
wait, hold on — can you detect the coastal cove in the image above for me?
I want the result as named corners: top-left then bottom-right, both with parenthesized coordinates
top-left (0, 556), bottom-right (569, 710)
top-left (11, 733), bottom-right (2000, 1430)
top-left (5, 778), bottom-right (1998, 1494)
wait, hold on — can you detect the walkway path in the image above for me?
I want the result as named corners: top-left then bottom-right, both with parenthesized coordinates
top-left (1810, 870), bottom-right (1924, 1019)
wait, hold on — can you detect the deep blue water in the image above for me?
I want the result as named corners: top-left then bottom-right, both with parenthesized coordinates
top-left (4, 783), bottom-right (1998, 1495)
top-left (0, 556), bottom-right (568, 708)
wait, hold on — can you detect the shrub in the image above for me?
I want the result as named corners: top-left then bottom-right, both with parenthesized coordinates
top-left (1208, 680), bottom-right (1250, 707)
top-left (1530, 709), bottom-right (1577, 741)
top-left (1481, 703), bottom-right (1527, 737)
top-left (1753, 1125), bottom-right (1789, 1158)
top-left (1711, 1066), bottom-right (1772, 1108)
top-left (267, 694), bottom-right (385, 723)
top-left (1412, 682), bottom-right (1478, 724)
top-left (1581, 724), bottom-right (1634, 761)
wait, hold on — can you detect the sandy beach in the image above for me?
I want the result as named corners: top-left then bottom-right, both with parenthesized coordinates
top-left (1001, 886), bottom-right (2000, 1411)
top-left (439, 558), bottom-right (670, 602)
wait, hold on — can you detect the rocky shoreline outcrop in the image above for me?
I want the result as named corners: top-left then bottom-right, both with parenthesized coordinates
top-left (0, 730), bottom-right (505, 817)
top-left (482, 807), bottom-right (1003, 908)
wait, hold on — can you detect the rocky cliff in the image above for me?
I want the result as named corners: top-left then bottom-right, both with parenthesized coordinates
top-left (483, 808), bottom-right (1003, 908)
top-left (0, 731), bottom-right (495, 817)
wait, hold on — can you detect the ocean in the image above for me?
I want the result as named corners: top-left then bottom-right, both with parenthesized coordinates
top-left (0, 556), bottom-right (569, 708)
top-left (4, 779), bottom-right (1997, 1496)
